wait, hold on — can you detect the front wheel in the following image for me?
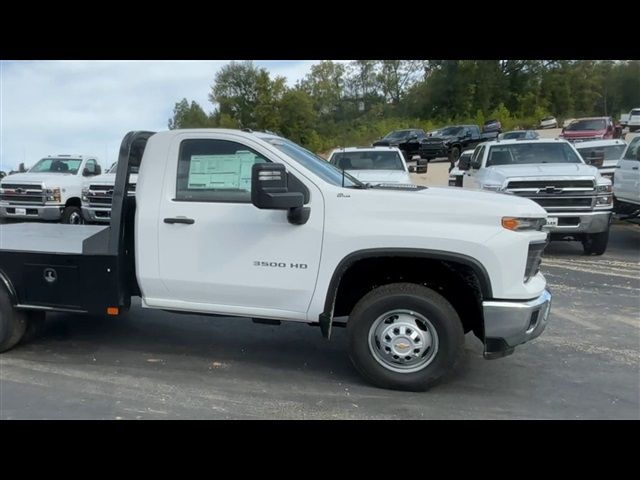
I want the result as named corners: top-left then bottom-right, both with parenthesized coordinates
top-left (61, 206), bottom-right (83, 224)
top-left (448, 146), bottom-right (461, 164)
top-left (582, 230), bottom-right (609, 255)
top-left (347, 283), bottom-right (464, 391)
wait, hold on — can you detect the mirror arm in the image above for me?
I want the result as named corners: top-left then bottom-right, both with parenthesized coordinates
top-left (288, 206), bottom-right (311, 225)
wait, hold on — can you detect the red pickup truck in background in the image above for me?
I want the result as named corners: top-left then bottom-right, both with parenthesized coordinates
top-left (559, 116), bottom-right (622, 142)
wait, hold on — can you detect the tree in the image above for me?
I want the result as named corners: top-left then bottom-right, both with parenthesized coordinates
top-left (300, 61), bottom-right (347, 117)
top-left (376, 60), bottom-right (424, 104)
top-left (168, 98), bottom-right (212, 129)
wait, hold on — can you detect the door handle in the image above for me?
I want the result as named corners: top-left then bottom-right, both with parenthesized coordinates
top-left (632, 167), bottom-right (639, 170)
top-left (164, 217), bottom-right (195, 225)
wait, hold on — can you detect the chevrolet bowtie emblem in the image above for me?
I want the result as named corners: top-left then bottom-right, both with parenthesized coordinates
top-left (396, 342), bottom-right (410, 350)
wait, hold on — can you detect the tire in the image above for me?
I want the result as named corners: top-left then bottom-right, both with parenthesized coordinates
top-left (448, 146), bottom-right (460, 164)
top-left (61, 205), bottom-right (83, 225)
top-left (0, 287), bottom-right (28, 353)
top-left (582, 230), bottom-right (609, 256)
top-left (347, 283), bottom-right (464, 392)
top-left (21, 311), bottom-right (46, 344)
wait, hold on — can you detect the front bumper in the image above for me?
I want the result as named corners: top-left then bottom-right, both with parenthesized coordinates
top-left (543, 210), bottom-right (611, 234)
top-left (81, 206), bottom-right (111, 223)
top-left (420, 146), bottom-right (448, 158)
top-left (483, 289), bottom-right (552, 359)
top-left (0, 203), bottom-right (63, 221)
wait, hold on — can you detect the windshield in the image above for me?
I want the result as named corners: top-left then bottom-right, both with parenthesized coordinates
top-left (383, 130), bottom-right (411, 140)
top-left (577, 144), bottom-right (626, 162)
top-left (439, 126), bottom-right (463, 136)
top-left (259, 136), bottom-right (363, 188)
top-left (566, 119), bottom-right (606, 131)
top-left (630, 109), bottom-right (640, 116)
top-left (330, 151), bottom-right (405, 171)
top-left (108, 162), bottom-right (118, 173)
top-left (29, 158), bottom-right (82, 174)
top-left (486, 143), bottom-right (582, 167)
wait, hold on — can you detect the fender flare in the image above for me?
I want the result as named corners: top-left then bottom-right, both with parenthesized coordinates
top-left (318, 248), bottom-right (493, 338)
top-left (0, 269), bottom-right (18, 305)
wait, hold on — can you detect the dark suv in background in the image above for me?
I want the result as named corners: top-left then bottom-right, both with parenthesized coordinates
top-left (372, 129), bottom-right (427, 167)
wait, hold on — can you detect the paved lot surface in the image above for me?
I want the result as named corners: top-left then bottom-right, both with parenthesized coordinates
top-left (0, 220), bottom-right (637, 419)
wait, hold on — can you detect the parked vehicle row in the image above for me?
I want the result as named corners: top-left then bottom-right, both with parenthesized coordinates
top-left (0, 155), bottom-right (103, 224)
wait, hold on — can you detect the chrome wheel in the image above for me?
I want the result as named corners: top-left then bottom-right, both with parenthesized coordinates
top-left (368, 309), bottom-right (439, 373)
top-left (68, 211), bottom-right (83, 225)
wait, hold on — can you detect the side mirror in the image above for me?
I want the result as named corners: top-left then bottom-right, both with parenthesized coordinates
top-left (458, 157), bottom-right (471, 171)
top-left (408, 165), bottom-right (416, 172)
top-left (251, 163), bottom-right (309, 225)
top-left (83, 167), bottom-right (93, 176)
top-left (95, 165), bottom-right (102, 175)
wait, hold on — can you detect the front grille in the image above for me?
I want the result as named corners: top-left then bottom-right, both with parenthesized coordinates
top-left (88, 196), bottom-right (112, 205)
top-left (86, 183), bottom-right (135, 208)
top-left (0, 183), bottom-right (44, 205)
top-left (525, 242), bottom-right (546, 282)
top-left (506, 180), bottom-right (594, 190)
top-left (531, 197), bottom-right (594, 209)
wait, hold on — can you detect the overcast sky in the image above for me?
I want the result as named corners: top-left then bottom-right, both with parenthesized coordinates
top-left (0, 60), bottom-right (331, 172)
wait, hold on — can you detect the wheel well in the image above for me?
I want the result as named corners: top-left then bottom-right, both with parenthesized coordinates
top-left (65, 197), bottom-right (81, 208)
top-left (331, 256), bottom-right (485, 337)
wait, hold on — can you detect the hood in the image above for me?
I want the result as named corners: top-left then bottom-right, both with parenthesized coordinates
top-left (343, 183), bottom-right (546, 220)
top-left (372, 139), bottom-right (401, 146)
top-left (1, 171), bottom-right (79, 188)
top-left (82, 172), bottom-right (138, 187)
top-left (347, 170), bottom-right (410, 184)
top-left (484, 163), bottom-right (599, 181)
top-left (423, 135), bottom-right (456, 143)
top-left (561, 129), bottom-right (605, 138)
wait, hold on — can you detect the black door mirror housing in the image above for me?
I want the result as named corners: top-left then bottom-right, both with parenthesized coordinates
top-left (251, 163), bottom-right (309, 225)
top-left (408, 165), bottom-right (416, 172)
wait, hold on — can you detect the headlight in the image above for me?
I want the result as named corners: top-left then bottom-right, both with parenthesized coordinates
top-left (45, 187), bottom-right (61, 202)
top-left (481, 183), bottom-right (502, 191)
top-left (597, 184), bottom-right (612, 193)
top-left (81, 187), bottom-right (89, 202)
top-left (502, 217), bottom-right (546, 231)
top-left (596, 195), bottom-right (612, 205)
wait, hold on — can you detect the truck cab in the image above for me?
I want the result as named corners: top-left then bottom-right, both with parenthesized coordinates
top-left (457, 138), bottom-right (613, 255)
top-left (0, 154), bottom-right (102, 224)
top-left (0, 129), bottom-right (552, 392)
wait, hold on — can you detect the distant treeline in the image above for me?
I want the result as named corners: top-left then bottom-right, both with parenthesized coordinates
top-left (168, 60), bottom-right (640, 152)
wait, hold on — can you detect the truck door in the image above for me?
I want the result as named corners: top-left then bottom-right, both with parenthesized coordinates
top-left (615, 137), bottom-right (640, 203)
top-left (153, 132), bottom-right (324, 321)
top-left (462, 144), bottom-right (485, 189)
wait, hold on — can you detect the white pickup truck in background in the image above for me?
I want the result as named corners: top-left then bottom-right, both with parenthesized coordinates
top-left (613, 136), bottom-right (640, 221)
top-left (0, 155), bottom-right (103, 224)
top-left (456, 138), bottom-right (613, 255)
top-left (327, 146), bottom-right (413, 186)
top-left (0, 129), bottom-right (552, 392)
top-left (81, 162), bottom-right (139, 223)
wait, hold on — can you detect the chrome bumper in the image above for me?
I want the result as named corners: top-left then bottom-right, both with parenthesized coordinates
top-left (0, 204), bottom-right (63, 221)
top-left (81, 206), bottom-right (111, 223)
top-left (544, 211), bottom-right (611, 234)
top-left (482, 289), bottom-right (552, 359)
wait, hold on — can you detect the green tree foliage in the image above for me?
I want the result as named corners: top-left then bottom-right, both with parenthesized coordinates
top-left (168, 98), bottom-right (213, 129)
top-left (169, 60), bottom-right (640, 153)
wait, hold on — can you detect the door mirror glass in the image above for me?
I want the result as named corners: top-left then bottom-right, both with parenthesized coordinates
top-left (458, 157), bottom-right (471, 171)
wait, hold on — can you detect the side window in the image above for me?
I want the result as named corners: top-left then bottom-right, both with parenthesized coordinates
top-left (471, 145), bottom-right (485, 169)
top-left (175, 139), bottom-right (269, 203)
top-left (624, 137), bottom-right (640, 161)
top-left (85, 159), bottom-right (97, 175)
